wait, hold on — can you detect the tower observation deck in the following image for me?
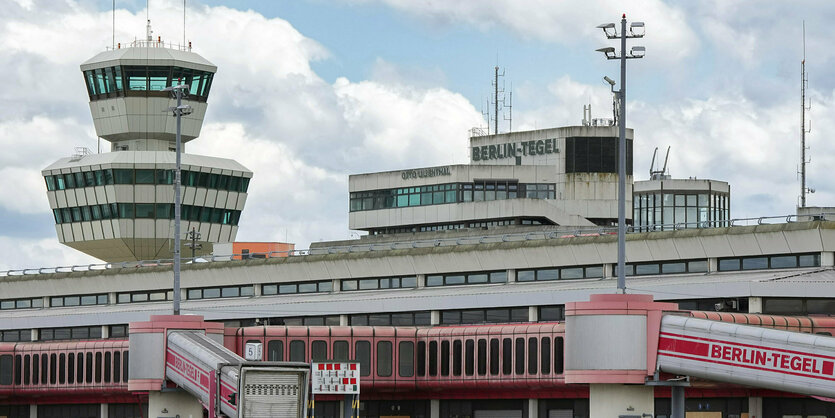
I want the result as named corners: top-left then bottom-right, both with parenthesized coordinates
top-left (41, 39), bottom-right (252, 262)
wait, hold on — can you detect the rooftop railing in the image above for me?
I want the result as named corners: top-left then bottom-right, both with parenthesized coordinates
top-left (1, 212), bottom-right (833, 278)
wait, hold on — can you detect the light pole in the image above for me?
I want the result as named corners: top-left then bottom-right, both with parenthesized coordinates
top-left (596, 14), bottom-right (645, 294)
top-left (164, 81), bottom-right (193, 315)
top-left (186, 227), bottom-right (202, 260)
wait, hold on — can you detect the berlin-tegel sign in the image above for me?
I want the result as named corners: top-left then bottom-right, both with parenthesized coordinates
top-left (656, 315), bottom-right (835, 398)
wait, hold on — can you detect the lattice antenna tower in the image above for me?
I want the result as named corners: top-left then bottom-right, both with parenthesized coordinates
top-left (799, 21), bottom-right (813, 207)
top-left (503, 82), bottom-right (513, 133)
top-left (490, 65), bottom-right (506, 135)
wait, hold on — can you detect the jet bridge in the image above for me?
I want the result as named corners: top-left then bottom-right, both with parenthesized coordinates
top-left (128, 315), bottom-right (309, 418)
top-left (657, 314), bottom-right (835, 398)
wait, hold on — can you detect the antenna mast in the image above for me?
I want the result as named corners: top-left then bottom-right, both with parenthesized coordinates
top-left (503, 84), bottom-right (513, 133)
top-left (491, 66), bottom-right (506, 135)
top-left (800, 21), bottom-right (812, 207)
top-left (112, 0), bottom-right (115, 49)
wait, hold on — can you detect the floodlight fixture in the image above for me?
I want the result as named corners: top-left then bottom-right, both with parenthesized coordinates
top-left (597, 22), bottom-right (618, 38)
top-left (603, 76), bottom-right (616, 86)
top-left (629, 21), bottom-right (645, 37)
top-left (629, 46), bottom-right (646, 58)
top-left (596, 47), bottom-right (617, 59)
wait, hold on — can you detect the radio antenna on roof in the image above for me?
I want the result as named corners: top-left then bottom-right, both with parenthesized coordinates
top-left (799, 20), bottom-right (813, 207)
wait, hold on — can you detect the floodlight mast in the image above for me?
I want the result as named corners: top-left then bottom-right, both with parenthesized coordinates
top-left (597, 14), bottom-right (645, 295)
top-left (164, 82), bottom-right (193, 315)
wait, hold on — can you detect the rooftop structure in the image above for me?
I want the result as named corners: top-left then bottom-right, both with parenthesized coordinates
top-left (41, 40), bottom-right (252, 262)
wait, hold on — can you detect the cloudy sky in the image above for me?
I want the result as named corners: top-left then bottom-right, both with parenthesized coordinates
top-left (1, 0), bottom-right (833, 270)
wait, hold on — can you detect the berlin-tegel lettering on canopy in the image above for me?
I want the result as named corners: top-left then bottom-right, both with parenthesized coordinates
top-left (472, 138), bottom-right (558, 161)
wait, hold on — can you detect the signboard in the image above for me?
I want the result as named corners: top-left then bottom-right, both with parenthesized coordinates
top-left (244, 342), bottom-right (262, 361)
top-left (311, 362), bottom-right (360, 394)
top-left (657, 315), bottom-right (835, 398)
top-left (471, 138), bottom-right (558, 162)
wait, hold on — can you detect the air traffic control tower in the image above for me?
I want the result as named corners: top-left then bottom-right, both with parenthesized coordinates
top-left (41, 37), bottom-right (252, 262)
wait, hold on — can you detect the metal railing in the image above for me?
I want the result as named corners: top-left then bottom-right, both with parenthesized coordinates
top-left (1, 212), bottom-right (833, 278)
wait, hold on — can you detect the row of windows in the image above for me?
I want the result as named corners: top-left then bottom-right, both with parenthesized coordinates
top-left (518, 265), bottom-right (603, 282)
top-left (367, 218), bottom-right (546, 235)
top-left (258, 336), bottom-right (564, 379)
top-left (50, 294), bottom-right (108, 308)
top-left (416, 336), bottom-right (564, 377)
top-left (117, 290), bottom-right (173, 304)
top-left (40, 326), bottom-right (103, 341)
top-left (350, 182), bottom-right (557, 212)
top-left (262, 280), bottom-right (333, 296)
top-left (633, 191), bottom-right (730, 230)
top-left (440, 308), bottom-right (529, 325)
top-left (187, 285), bottom-right (255, 300)
top-left (45, 169), bottom-right (250, 193)
top-left (3, 350), bottom-right (128, 386)
top-left (426, 271), bottom-right (507, 287)
top-left (718, 254), bottom-right (820, 271)
top-left (350, 312), bottom-right (432, 326)
top-left (617, 259), bottom-right (708, 277)
top-left (52, 203), bottom-right (242, 226)
top-left (0, 298), bottom-right (43, 310)
top-left (341, 277), bottom-right (417, 291)
top-left (0, 330), bottom-right (32, 343)
top-left (762, 298), bottom-right (835, 316)
top-left (84, 65), bottom-right (213, 100)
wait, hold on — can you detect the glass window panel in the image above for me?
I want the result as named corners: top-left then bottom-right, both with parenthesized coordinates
top-left (134, 169), bottom-right (154, 184)
top-left (537, 269), bottom-right (559, 281)
top-left (560, 268), bottom-right (583, 279)
top-left (113, 169), bottom-right (133, 184)
top-left (517, 270), bottom-right (535, 282)
top-left (187, 289), bottom-right (202, 299)
top-left (539, 306), bottom-right (564, 321)
top-left (377, 341), bottom-right (392, 377)
top-left (400, 277), bottom-right (417, 288)
top-left (763, 298), bottom-right (803, 315)
top-left (350, 315), bottom-right (368, 326)
top-left (485, 309), bottom-right (509, 323)
top-left (15, 300), bottom-right (30, 309)
top-left (149, 292), bottom-right (166, 301)
top-left (391, 313), bottom-right (413, 326)
top-left (799, 254), bottom-right (820, 267)
top-left (31, 299), bottom-right (43, 308)
top-left (203, 288), bottom-right (221, 298)
top-left (262, 284), bottom-right (277, 295)
top-left (341, 280), bottom-right (357, 291)
top-left (467, 273), bottom-right (488, 284)
top-left (221, 287), bottom-right (240, 298)
top-left (489, 271), bottom-right (507, 283)
top-left (134, 204), bottom-right (154, 218)
top-left (718, 258), bottom-right (741, 271)
top-left (318, 281), bottom-right (333, 292)
top-left (399, 341), bottom-right (414, 377)
top-left (333, 341), bottom-right (349, 361)
top-left (414, 311), bottom-right (431, 325)
top-left (148, 67), bottom-right (170, 91)
top-left (125, 66), bottom-right (147, 90)
top-left (298, 283), bottom-right (317, 293)
top-left (686, 195), bottom-right (697, 206)
top-left (355, 341), bottom-right (371, 377)
top-left (368, 314), bottom-right (390, 326)
top-left (661, 262), bottom-right (686, 274)
top-left (80, 295), bottom-right (97, 305)
top-left (461, 310), bottom-right (485, 324)
top-left (445, 275), bottom-right (465, 285)
top-left (64, 296), bottom-right (80, 306)
top-left (635, 264), bottom-right (660, 275)
top-left (807, 299), bottom-right (835, 315)
top-left (279, 284), bottom-right (297, 294)
top-left (289, 340), bottom-right (305, 362)
top-left (359, 279), bottom-right (378, 290)
top-left (81, 206), bottom-right (92, 221)
top-left (688, 260), bottom-right (708, 273)
top-left (770, 255), bottom-right (798, 269)
top-left (426, 275), bottom-right (443, 287)
top-left (742, 257), bottom-right (768, 270)
top-left (585, 266), bottom-right (604, 278)
top-left (441, 311), bottom-right (460, 325)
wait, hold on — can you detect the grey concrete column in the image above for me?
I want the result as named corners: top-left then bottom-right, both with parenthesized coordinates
top-left (671, 386), bottom-right (684, 418)
top-left (748, 396), bottom-right (763, 418)
top-left (333, 279), bottom-right (341, 292)
top-left (29, 404), bottom-right (36, 418)
top-left (603, 263), bottom-right (613, 279)
top-left (748, 297), bottom-right (763, 314)
top-left (417, 274), bottom-right (426, 288)
top-left (101, 325), bottom-right (110, 339)
top-left (100, 403), bottom-right (109, 418)
top-left (108, 292), bottom-right (117, 304)
top-left (708, 257), bottom-right (718, 273)
top-left (340, 315), bottom-right (349, 326)
top-left (822, 251), bottom-right (834, 267)
top-left (528, 398), bottom-right (538, 418)
top-left (253, 284), bottom-right (262, 296)
top-left (528, 306), bottom-right (538, 322)
top-left (430, 399), bottom-right (440, 418)
top-left (430, 310), bottom-right (440, 326)
top-left (30, 329), bottom-right (38, 342)
top-left (507, 268), bottom-right (517, 283)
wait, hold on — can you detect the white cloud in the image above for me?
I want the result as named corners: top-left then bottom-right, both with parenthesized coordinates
top-left (350, 0), bottom-right (700, 65)
top-left (0, 0), bottom-right (485, 269)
